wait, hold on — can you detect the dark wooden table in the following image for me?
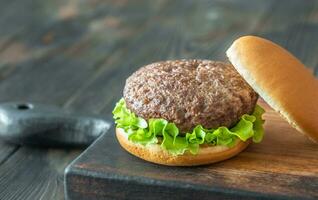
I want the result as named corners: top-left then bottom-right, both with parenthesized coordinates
top-left (0, 0), bottom-right (317, 199)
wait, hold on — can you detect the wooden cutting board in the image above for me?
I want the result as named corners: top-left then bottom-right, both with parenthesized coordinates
top-left (64, 100), bottom-right (318, 200)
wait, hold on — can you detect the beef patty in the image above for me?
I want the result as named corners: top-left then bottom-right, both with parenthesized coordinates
top-left (123, 59), bottom-right (258, 134)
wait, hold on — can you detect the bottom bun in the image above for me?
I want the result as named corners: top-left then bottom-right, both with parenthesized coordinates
top-left (116, 128), bottom-right (250, 166)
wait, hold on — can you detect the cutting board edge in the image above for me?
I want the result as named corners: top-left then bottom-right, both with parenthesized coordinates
top-left (64, 151), bottom-right (307, 200)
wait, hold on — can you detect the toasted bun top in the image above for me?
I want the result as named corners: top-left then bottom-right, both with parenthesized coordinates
top-left (116, 128), bottom-right (250, 166)
top-left (226, 35), bottom-right (318, 142)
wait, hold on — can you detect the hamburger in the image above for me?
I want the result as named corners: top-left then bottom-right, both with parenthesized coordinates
top-left (113, 35), bottom-right (318, 166)
top-left (113, 59), bottom-right (265, 166)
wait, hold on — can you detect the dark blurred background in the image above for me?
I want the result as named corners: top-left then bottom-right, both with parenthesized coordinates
top-left (0, 0), bottom-right (317, 113)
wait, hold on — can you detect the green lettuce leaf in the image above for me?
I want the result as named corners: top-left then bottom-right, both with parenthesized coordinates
top-left (162, 123), bottom-right (189, 155)
top-left (113, 98), bottom-right (265, 156)
top-left (251, 105), bottom-right (265, 143)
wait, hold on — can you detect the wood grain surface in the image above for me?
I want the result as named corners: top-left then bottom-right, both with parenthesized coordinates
top-left (0, 0), bottom-right (317, 199)
top-left (65, 100), bottom-right (318, 200)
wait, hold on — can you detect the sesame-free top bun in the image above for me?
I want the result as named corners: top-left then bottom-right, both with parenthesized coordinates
top-left (116, 128), bottom-right (250, 166)
top-left (226, 36), bottom-right (318, 142)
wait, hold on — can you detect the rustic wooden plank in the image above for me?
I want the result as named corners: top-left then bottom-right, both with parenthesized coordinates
top-left (0, 142), bottom-right (19, 165)
top-left (0, 0), bottom-right (142, 78)
top-left (0, 1), bottom-right (172, 105)
top-left (0, 0), bottom-right (168, 65)
top-left (0, 147), bottom-right (81, 200)
top-left (0, 0), bottom-right (27, 48)
top-left (253, 0), bottom-right (318, 72)
top-left (0, 0), bottom-right (67, 51)
top-left (65, 102), bottom-right (318, 200)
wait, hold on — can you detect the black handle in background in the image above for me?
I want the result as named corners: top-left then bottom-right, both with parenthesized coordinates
top-left (0, 102), bottom-right (111, 147)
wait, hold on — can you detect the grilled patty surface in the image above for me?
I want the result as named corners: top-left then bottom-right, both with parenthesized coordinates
top-left (123, 59), bottom-right (258, 134)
